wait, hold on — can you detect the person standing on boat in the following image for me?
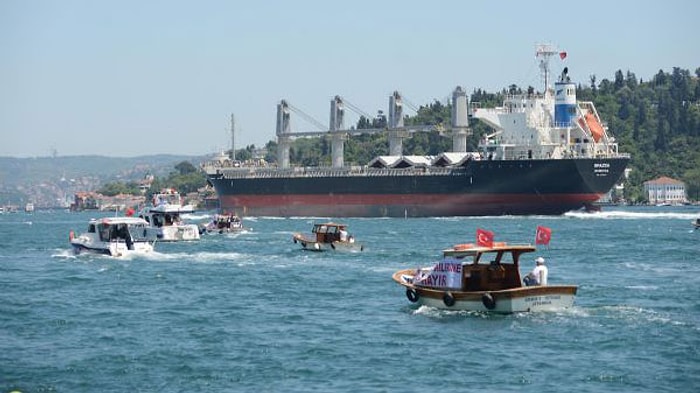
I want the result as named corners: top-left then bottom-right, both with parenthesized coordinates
top-left (524, 257), bottom-right (548, 286)
top-left (339, 227), bottom-right (349, 242)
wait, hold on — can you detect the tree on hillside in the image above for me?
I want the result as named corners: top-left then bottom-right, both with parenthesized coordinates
top-left (174, 161), bottom-right (198, 175)
top-left (98, 181), bottom-right (141, 196)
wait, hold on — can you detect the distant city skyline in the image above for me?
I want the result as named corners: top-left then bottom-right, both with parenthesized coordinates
top-left (1, 0), bottom-right (698, 158)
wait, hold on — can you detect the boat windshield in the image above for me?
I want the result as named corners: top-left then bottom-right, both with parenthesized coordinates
top-left (96, 222), bottom-right (149, 242)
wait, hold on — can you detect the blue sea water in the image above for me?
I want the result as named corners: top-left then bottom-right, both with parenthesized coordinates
top-left (1, 207), bottom-right (698, 392)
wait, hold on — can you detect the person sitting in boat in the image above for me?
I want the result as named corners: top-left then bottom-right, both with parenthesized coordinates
top-left (524, 257), bottom-right (548, 286)
top-left (339, 227), bottom-right (349, 242)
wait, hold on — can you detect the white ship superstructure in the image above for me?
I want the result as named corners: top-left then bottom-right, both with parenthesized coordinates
top-left (472, 44), bottom-right (620, 161)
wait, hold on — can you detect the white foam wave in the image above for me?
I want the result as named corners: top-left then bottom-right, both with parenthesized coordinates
top-left (590, 304), bottom-right (693, 327)
top-left (565, 210), bottom-right (699, 220)
top-left (51, 249), bottom-right (77, 259)
top-left (411, 305), bottom-right (487, 319)
top-left (624, 285), bottom-right (659, 291)
top-left (223, 229), bottom-right (253, 236)
top-left (181, 213), bottom-right (211, 221)
top-left (141, 250), bottom-right (250, 263)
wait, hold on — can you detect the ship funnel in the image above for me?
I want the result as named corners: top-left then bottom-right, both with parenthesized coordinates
top-left (554, 77), bottom-right (576, 127)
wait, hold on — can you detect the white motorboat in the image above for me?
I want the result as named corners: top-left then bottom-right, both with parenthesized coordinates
top-left (138, 189), bottom-right (200, 241)
top-left (69, 216), bottom-right (154, 257)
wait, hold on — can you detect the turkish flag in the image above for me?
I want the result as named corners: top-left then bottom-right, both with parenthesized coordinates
top-left (476, 228), bottom-right (494, 247)
top-left (559, 51), bottom-right (567, 60)
top-left (535, 226), bottom-right (552, 245)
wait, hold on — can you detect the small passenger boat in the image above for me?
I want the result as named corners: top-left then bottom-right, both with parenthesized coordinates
top-left (392, 242), bottom-right (577, 313)
top-left (202, 213), bottom-right (246, 234)
top-left (292, 222), bottom-right (363, 252)
top-left (69, 217), bottom-right (154, 256)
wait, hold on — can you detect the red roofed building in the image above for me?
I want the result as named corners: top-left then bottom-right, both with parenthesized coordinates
top-left (643, 176), bottom-right (686, 205)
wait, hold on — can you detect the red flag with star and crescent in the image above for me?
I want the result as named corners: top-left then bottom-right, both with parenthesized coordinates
top-left (476, 228), bottom-right (494, 247)
top-left (535, 226), bottom-right (552, 245)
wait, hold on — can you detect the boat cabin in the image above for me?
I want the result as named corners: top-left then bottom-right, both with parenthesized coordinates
top-left (139, 211), bottom-right (183, 228)
top-left (420, 243), bottom-right (533, 292)
top-left (311, 222), bottom-right (350, 243)
top-left (86, 218), bottom-right (150, 243)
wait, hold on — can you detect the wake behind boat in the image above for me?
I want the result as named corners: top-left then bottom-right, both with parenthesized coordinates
top-left (69, 216), bottom-right (154, 257)
top-left (393, 229), bottom-right (576, 313)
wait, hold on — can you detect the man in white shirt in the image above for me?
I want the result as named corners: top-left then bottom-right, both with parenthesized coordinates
top-left (524, 257), bottom-right (548, 286)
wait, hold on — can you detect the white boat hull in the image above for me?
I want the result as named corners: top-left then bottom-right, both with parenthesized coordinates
top-left (413, 290), bottom-right (576, 313)
top-left (293, 235), bottom-right (363, 252)
top-left (69, 216), bottom-right (155, 257)
top-left (71, 237), bottom-right (153, 257)
top-left (145, 224), bottom-right (200, 241)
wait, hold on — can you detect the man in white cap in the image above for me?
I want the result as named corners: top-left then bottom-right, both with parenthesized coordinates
top-left (524, 257), bottom-right (548, 286)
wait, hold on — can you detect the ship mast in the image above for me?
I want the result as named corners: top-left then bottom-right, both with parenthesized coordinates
top-left (536, 44), bottom-right (558, 95)
top-left (230, 113), bottom-right (235, 161)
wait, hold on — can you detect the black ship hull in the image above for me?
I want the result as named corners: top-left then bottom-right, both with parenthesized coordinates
top-left (207, 157), bottom-right (629, 217)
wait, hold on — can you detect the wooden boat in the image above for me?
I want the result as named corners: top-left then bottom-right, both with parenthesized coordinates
top-left (392, 243), bottom-right (577, 313)
top-left (69, 217), bottom-right (154, 257)
top-left (292, 222), bottom-right (363, 252)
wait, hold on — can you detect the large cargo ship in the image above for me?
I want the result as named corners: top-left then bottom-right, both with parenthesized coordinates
top-left (204, 45), bottom-right (630, 217)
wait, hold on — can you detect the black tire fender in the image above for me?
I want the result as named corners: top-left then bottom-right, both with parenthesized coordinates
top-left (406, 288), bottom-right (419, 303)
top-left (482, 292), bottom-right (496, 310)
top-left (443, 292), bottom-right (456, 307)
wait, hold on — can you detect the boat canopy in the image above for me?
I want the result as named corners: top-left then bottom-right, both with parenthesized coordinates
top-left (312, 222), bottom-right (347, 234)
top-left (442, 243), bottom-right (536, 264)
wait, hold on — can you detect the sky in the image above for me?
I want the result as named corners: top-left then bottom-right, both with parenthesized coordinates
top-left (1, 0), bottom-right (698, 158)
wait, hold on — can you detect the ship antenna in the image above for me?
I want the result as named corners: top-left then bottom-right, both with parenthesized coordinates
top-left (536, 44), bottom-right (558, 94)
